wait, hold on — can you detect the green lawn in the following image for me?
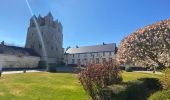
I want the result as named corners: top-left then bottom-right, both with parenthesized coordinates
top-left (122, 71), bottom-right (161, 82)
top-left (0, 72), bottom-right (162, 100)
top-left (0, 72), bottom-right (89, 100)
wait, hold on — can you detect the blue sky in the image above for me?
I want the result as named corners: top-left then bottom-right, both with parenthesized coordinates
top-left (0, 0), bottom-right (170, 48)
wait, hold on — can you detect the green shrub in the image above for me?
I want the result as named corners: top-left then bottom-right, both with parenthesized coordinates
top-left (47, 66), bottom-right (57, 72)
top-left (38, 61), bottom-right (47, 69)
top-left (125, 80), bottom-right (147, 100)
top-left (102, 78), bottom-right (162, 100)
top-left (148, 90), bottom-right (170, 100)
top-left (125, 67), bottom-right (133, 72)
top-left (0, 71), bottom-right (2, 77)
top-left (139, 78), bottom-right (162, 90)
top-left (102, 84), bottom-right (127, 100)
top-left (79, 61), bottom-right (122, 100)
top-left (160, 68), bottom-right (170, 90)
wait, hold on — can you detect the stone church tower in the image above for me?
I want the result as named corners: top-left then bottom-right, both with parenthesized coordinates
top-left (25, 12), bottom-right (63, 64)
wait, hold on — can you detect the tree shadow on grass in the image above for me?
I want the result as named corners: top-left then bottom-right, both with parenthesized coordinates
top-left (102, 78), bottom-right (162, 100)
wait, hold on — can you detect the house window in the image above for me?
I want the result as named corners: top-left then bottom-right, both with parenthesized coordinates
top-left (77, 59), bottom-right (80, 64)
top-left (84, 53), bottom-right (87, 57)
top-left (109, 58), bottom-right (112, 62)
top-left (39, 44), bottom-right (42, 49)
top-left (103, 52), bottom-right (105, 56)
top-left (72, 54), bottom-right (75, 58)
top-left (72, 59), bottom-right (75, 64)
top-left (90, 53), bottom-right (93, 56)
top-left (97, 53), bottom-right (99, 57)
top-left (96, 58), bottom-right (99, 64)
top-left (102, 58), bottom-right (106, 63)
top-left (109, 52), bottom-right (112, 56)
top-left (78, 54), bottom-right (80, 58)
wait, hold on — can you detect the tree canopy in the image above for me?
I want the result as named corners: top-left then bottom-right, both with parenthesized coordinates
top-left (117, 19), bottom-right (170, 69)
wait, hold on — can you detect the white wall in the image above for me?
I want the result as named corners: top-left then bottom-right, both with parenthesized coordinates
top-left (0, 54), bottom-right (40, 68)
top-left (65, 51), bottom-right (116, 65)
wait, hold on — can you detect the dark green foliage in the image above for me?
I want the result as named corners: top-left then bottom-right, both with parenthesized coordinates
top-left (38, 61), bottom-right (47, 69)
top-left (47, 66), bottom-right (57, 73)
top-left (125, 80), bottom-right (147, 100)
top-left (160, 68), bottom-right (170, 90)
top-left (148, 90), bottom-right (170, 100)
top-left (125, 67), bottom-right (133, 72)
top-left (0, 71), bottom-right (2, 77)
top-left (139, 78), bottom-right (162, 90)
top-left (102, 78), bottom-right (162, 100)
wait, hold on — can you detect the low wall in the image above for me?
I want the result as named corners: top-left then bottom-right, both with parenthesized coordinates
top-left (0, 54), bottom-right (40, 69)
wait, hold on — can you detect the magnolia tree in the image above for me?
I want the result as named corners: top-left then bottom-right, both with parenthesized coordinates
top-left (117, 19), bottom-right (170, 69)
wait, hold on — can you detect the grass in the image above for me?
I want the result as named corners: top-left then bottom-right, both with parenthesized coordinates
top-left (0, 72), bottom-right (162, 100)
top-left (122, 71), bottom-right (161, 82)
top-left (0, 72), bottom-right (89, 100)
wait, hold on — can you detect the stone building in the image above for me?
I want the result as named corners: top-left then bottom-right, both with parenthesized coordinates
top-left (25, 12), bottom-right (64, 65)
top-left (0, 42), bottom-right (40, 69)
top-left (65, 43), bottom-right (117, 66)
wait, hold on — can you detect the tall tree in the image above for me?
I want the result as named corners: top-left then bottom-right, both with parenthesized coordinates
top-left (117, 19), bottom-right (170, 69)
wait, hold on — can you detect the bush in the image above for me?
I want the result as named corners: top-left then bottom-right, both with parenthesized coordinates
top-left (38, 61), bottom-right (47, 69)
top-left (0, 71), bottom-right (2, 77)
top-left (101, 80), bottom-right (147, 100)
top-left (102, 84), bottom-right (127, 100)
top-left (79, 61), bottom-right (122, 100)
top-left (160, 68), bottom-right (170, 90)
top-left (139, 78), bottom-right (162, 90)
top-left (47, 66), bottom-right (56, 72)
top-left (148, 90), bottom-right (170, 100)
top-left (74, 66), bottom-right (84, 74)
top-left (102, 78), bottom-right (162, 100)
top-left (125, 67), bottom-right (133, 72)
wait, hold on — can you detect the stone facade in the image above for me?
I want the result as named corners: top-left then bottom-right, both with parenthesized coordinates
top-left (65, 52), bottom-right (116, 65)
top-left (0, 54), bottom-right (40, 68)
top-left (0, 43), bottom-right (40, 68)
top-left (65, 43), bottom-right (116, 65)
top-left (25, 12), bottom-right (64, 64)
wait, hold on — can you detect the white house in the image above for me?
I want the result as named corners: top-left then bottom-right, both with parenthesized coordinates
top-left (65, 43), bottom-right (117, 66)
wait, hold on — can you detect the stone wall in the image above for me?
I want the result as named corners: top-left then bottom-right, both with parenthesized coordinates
top-left (0, 54), bottom-right (40, 68)
top-left (25, 12), bottom-right (63, 64)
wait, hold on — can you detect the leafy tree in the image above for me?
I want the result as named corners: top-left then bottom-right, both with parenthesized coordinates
top-left (117, 19), bottom-right (170, 69)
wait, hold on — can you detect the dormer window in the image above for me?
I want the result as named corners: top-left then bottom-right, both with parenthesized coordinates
top-left (39, 44), bottom-right (42, 49)
top-left (103, 52), bottom-right (105, 56)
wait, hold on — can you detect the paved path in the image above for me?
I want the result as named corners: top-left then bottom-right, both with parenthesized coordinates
top-left (1, 67), bottom-right (75, 75)
top-left (2, 70), bottom-right (45, 75)
top-left (134, 71), bottom-right (163, 75)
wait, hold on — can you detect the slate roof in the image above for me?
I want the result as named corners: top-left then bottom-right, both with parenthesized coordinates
top-left (66, 43), bottom-right (116, 54)
top-left (0, 44), bottom-right (40, 57)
